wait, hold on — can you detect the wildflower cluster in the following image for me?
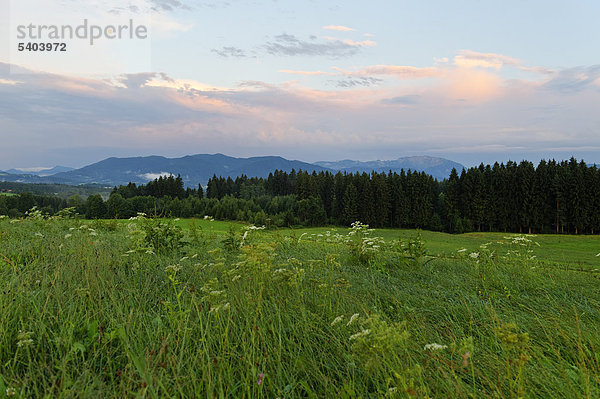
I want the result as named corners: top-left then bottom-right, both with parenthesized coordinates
top-left (16, 330), bottom-right (34, 348)
top-left (25, 206), bottom-right (46, 220)
top-left (346, 221), bottom-right (385, 265)
top-left (201, 278), bottom-right (230, 314)
top-left (127, 213), bottom-right (184, 255)
top-left (240, 225), bottom-right (265, 247)
top-left (501, 235), bottom-right (540, 263)
top-left (424, 343), bottom-right (447, 351)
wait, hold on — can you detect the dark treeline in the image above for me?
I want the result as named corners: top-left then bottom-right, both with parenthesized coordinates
top-left (0, 192), bottom-right (67, 217)
top-left (2, 158), bottom-right (599, 234)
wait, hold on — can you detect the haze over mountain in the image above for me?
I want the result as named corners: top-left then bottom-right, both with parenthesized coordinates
top-left (6, 166), bottom-right (75, 176)
top-left (0, 154), bottom-right (465, 187)
top-left (316, 156), bottom-right (465, 180)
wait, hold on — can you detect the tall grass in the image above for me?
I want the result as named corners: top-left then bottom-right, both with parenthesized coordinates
top-left (0, 214), bottom-right (599, 397)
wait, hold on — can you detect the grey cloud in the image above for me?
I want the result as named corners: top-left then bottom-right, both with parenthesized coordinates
top-left (382, 95), bottom-right (421, 105)
top-left (237, 81), bottom-right (275, 89)
top-left (543, 65), bottom-right (600, 93)
top-left (108, 0), bottom-right (192, 14)
top-left (149, 0), bottom-right (191, 11)
top-left (332, 77), bottom-right (382, 88)
top-left (211, 46), bottom-right (248, 58)
top-left (264, 34), bottom-right (369, 57)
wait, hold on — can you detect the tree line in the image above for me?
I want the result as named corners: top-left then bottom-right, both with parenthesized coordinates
top-left (1, 158), bottom-right (599, 234)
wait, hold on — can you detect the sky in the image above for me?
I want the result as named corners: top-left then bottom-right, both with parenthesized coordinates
top-left (0, 0), bottom-right (599, 169)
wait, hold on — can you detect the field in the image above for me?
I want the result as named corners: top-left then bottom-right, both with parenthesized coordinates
top-left (1, 214), bottom-right (599, 398)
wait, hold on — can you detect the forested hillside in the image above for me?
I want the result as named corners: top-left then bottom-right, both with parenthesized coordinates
top-left (2, 158), bottom-right (599, 235)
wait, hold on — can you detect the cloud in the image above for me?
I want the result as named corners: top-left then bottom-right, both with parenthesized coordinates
top-left (334, 65), bottom-right (440, 79)
top-left (106, 0), bottom-right (192, 14)
top-left (279, 70), bottom-right (334, 76)
top-left (0, 79), bottom-right (22, 86)
top-left (454, 50), bottom-right (521, 69)
top-left (542, 65), bottom-right (600, 93)
top-left (381, 95), bottom-right (420, 105)
top-left (445, 68), bottom-right (503, 101)
top-left (139, 172), bottom-right (173, 180)
top-left (149, 0), bottom-right (190, 11)
top-left (117, 72), bottom-right (162, 89)
top-left (332, 77), bottom-right (382, 88)
top-left (323, 25), bottom-right (355, 32)
top-left (264, 34), bottom-right (375, 57)
top-left (2, 56), bottom-right (600, 169)
top-left (211, 46), bottom-right (249, 58)
top-left (519, 66), bottom-right (555, 75)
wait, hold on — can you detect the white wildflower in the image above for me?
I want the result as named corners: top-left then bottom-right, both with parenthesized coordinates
top-left (6, 387), bottom-right (16, 396)
top-left (457, 248), bottom-right (467, 253)
top-left (210, 302), bottom-right (230, 313)
top-left (347, 313), bottom-right (359, 326)
top-left (16, 331), bottom-right (34, 348)
top-left (349, 329), bottom-right (370, 341)
top-left (64, 234), bottom-right (72, 239)
top-left (331, 315), bottom-right (344, 326)
top-left (424, 343), bottom-right (448, 351)
top-left (17, 339), bottom-right (33, 348)
top-left (164, 264), bottom-right (182, 273)
top-left (469, 252), bottom-right (479, 259)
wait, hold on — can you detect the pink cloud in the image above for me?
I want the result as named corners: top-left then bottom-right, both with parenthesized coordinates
top-left (278, 70), bottom-right (335, 76)
top-left (454, 50), bottom-right (521, 69)
top-left (323, 25), bottom-right (355, 32)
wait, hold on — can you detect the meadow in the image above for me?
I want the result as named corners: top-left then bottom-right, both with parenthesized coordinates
top-left (1, 212), bottom-right (599, 398)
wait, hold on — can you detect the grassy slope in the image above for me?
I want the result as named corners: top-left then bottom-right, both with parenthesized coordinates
top-left (0, 217), bottom-right (599, 398)
top-left (239, 225), bottom-right (600, 268)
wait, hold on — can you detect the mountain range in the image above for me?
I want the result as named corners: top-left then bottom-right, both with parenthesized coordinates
top-left (0, 154), bottom-right (464, 187)
top-left (6, 166), bottom-right (75, 176)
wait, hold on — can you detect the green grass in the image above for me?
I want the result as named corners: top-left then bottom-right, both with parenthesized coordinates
top-left (0, 216), bottom-right (599, 397)
top-left (279, 226), bottom-right (600, 269)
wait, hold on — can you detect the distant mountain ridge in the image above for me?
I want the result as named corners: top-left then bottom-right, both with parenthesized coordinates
top-left (0, 154), bottom-right (464, 187)
top-left (6, 166), bottom-right (74, 176)
top-left (315, 156), bottom-right (465, 180)
top-left (48, 154), bottom-right (329, 187)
